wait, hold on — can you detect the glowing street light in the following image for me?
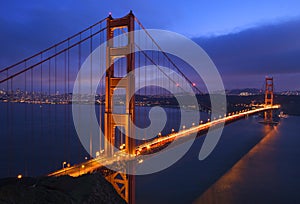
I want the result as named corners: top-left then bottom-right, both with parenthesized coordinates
top-left (17, 174), bottom-right (22, 179)
top-left (62, 161), bottom-right (67, 169)
top-left (119, 143), bottom-right (125, 150)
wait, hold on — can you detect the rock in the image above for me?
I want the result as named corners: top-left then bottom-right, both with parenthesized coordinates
top-left (0, 173), bottom-right (126, 204)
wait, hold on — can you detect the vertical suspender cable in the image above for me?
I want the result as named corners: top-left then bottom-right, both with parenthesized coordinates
top-left (10, 77), bottom-right (13, 176)
top-left (67, 39), bottom-right (70, 163)
top-left (90, 28), bottom-right (93, 158)
top-left (64, 44), bottom-right (68, 163)
top-left (54, 46), bottom-right (58, 168)
top-left (25, 61), bottom-right (28, 176)
top-left (30, 66), bottom-right (33, 176)
top-left (78, 32), bottom-right (82, 161)
top-left (40, 53), bottom-right (43, 174)
top-left (48, 55), bottom-right (52, 169)
top-left (6, 70), bottom-right (10, 176)
top-left (99, 24), bottom-right (102, 153)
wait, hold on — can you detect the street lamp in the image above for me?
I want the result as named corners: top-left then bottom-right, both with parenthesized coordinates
top-left (81, 165), bottom-right (85, 175)
top-left (62, 161), bottom-right (67, 169)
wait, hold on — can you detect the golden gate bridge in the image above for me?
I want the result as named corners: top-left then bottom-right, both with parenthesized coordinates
top-left (0, 11), bottom-right (279, 204)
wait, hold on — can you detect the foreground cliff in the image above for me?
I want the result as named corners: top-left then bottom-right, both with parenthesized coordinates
top-left (0, 173), bottom-right (126, 204)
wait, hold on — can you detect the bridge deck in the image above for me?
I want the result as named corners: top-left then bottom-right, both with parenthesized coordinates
top-left (49, 105), bottom-right (280, 177)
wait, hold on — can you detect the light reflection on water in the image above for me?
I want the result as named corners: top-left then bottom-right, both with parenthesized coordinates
top-left (194, 116), bottom-right (300, 204)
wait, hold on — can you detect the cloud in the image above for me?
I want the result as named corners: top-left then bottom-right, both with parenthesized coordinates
top-left (1, 2), bottom-right (299, 91)
top-left (193, 17), bottom-right (300, 76)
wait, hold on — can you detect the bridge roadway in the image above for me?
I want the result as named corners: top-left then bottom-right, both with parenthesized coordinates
top-left (49, 105), bottom-right (280, 177)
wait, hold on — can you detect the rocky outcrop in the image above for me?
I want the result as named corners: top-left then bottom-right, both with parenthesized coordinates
top-left (0, 173), bottom-right (126, 204)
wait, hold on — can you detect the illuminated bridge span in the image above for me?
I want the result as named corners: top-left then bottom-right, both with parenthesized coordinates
top-left (0, 11), bottom-right (279, 204)
top-left (49, 104), bottom-right (279, 177)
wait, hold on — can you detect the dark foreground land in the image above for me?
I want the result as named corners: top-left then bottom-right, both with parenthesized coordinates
top-left (0, 173), bottom-right (125, 204)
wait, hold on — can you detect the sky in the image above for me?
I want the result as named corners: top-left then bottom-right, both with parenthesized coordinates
top-left (1, 0), bottom-right (300, 91)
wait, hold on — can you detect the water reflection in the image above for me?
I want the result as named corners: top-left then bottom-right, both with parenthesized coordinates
top-left (193, 122), bottom-right (286, 204)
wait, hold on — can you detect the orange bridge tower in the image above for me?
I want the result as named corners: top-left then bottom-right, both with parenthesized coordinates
top-left (105, 11), bottom-right (135, 204)
top-left (264, 77), bottom-right (274, 123)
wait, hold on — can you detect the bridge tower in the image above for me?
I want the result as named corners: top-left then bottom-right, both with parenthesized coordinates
top-left (104, 11), bottom-right (135, 204)
top-left (264, 77), bottom-right (274, 122)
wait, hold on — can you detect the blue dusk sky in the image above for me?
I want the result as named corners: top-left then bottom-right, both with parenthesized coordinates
top-left (1, 0), bottom-right (300, 91)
